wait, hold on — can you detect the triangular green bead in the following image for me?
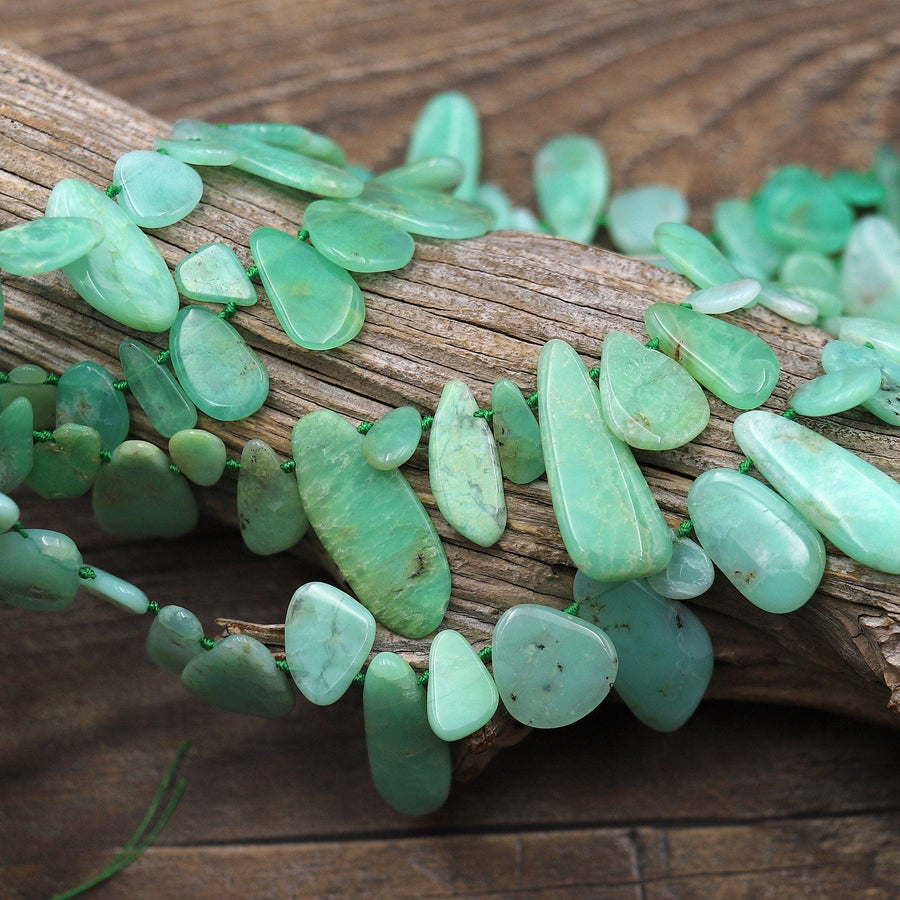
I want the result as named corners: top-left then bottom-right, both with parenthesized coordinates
top-left (168, 429), bottom-right (227, 486)
top-left (175, 242), bottom-right (257, 306)
top-left (26, 424), bottom-right (102, 499)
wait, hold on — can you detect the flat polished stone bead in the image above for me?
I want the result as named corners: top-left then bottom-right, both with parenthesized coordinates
top-left (0, 528), bottom-right (82, 611)
top-left (829, 168), bottom-right (885, 207)
top-left (645, 303), bottom-right (780, 409)
top-left (362, 405), bottom-right (422, 470)
top-left (45, 179), bottom-right (179, 332)
top-left (0, 216), bottom-right (104, 275)
top-left (237, 439), bottom-right (308, 555)
top-left (146, 605), bottom-right (205, 674)
top-left (284, 582), bottom-right (376, 706)
top-left (734, 410), bottom-right (900, 574)
top-left (375, 156), bottom-right (465, 193)
top-left (304, 199), bottom-right (415, 273)
top-left (26, 424), bottom-right (102, 499)
top-left (0, 364), bottom-right (56, 429)
top-left (509, 206), bottom-right (544, 232)
top-left (80, 566), bottom-right (149, 614)
top-left (113, 150), bottom-right (204, 228)
top-left (779, 250), bottom-right (839, 294)
top-left (225, 122), bottom-right (346, 167)
top-left (427, 630), bottom-right (498, 741)
top-left (607, 185), bottom-right (689, 256)
top-left (0, 397), bottom-right (34, 493)
top-left (181, 634), bottom-right (295, 719)
top-left (712, 198), bottom-right (785, 278)
top-left (92, 440), bottom-right (199, 539)
top-left (429, 380), bottom-right (506, 547)
top-left (250, 227), bottom-right (365, 351)
top-left (836, 316), bottom-right (900, 362)
top-left (492, 604), bottom-right (617, 728)
top-left (875, 145), bottom-right (900, 228)
top-left (789, 367), bottom-right (882, 416)
top-left (775, 282), bottom-right (843, 319)
top-left (654, 222), bottom-right (743, 288)
top-left (168, 429), bottom-right (227, 486)
top-left (475, 183), bottom-right (514, 230)
top-left (821, 340), bottom-right (900, 426)
top-left (153, 138), bottom-right (239, 166)
top-left (0, 492), bottom-right (20, 532)
top-left (175, 243), bottom-right (257, 306)
top-left (490, 378), bottom-right (544, 484)
top-left (574, 574), bottom-right (713, 731)
top-left (645, 529), bottom-right (715, 600)
top-left (292, 410), bottom-right (451, 638)
top-left (839, 216), bottom-right (900, 323)
top-left (599, 331), bottom-right (710, 450)
top-left (538, 339), bottom-right (672, 581)
top-left (684, 279), bottom-right (761, 314)
top-left (754, 282), bottom-right (819, 325)
top-left (364, 651), bottom-right (451, 816)
top-left (57, 360), bottom-right (130, 450)
top-left (169, 305), bottom-right (269, 421)
top-left (688, 467), bottom-right (826, 613)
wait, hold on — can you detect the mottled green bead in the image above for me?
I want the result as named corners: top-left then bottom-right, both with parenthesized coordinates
top-left (821, 340), bottom-right (900, 426)
top-left (26, 424), bottom-right (102, 499)
top-left (146, 605), bottom-right (205, 674)
top-left (607, 185), bottom-right (689, 256)
top-left (57, 360), bottom-right (130, 450)
top-left (840, 216), bottom-right (900, 323)
top-left (789, 367), bottom-right (882, 416)
top-left (375, 156), bottom-right (464, 193)
top-left (153, 138), bottom-right (239, 166)
top-left (645, 530), bottom-right (715, 600)
top-left (225, 122), bottom-right (346, 167)
top-left (0, 528), bottom-right (83, 611)
top-left (362, 406), bottom-right (422, 470)
top-left (80, 566), bottom-right (149, 614)
top-left (654, 222), bottom-right (743, 288)
top-left (0, 492), bottom-right (20, 532)
top-left (490, 378), bottom-right (544, 484)
top-left (113, 150), bottom-right (204, 228)
top-left (0, 397), bottom-right (33, 492)
top-left (0, 364), bottom-right (56, 429)
top-left (712, 198), bottom-right (785, 278)
top-left (829, 169), bottom-right (885, 207)
top-left (168, 429), bottom-right (226, 486)
top-left (175, 243), bottom-right (257, 306)
top-left (0, 216), bottom-right (104, 275)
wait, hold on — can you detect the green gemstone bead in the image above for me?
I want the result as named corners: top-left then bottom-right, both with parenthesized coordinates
top-left (0, 492), bottom-right (20, 532)
top-left (778, 250), bottom-right (839, 294)
top-left (829, 168), bottom-right (885, 207)
top-left (80, 566), bottom-right (149, 614)
top-left (754, 282), bottom-right (819, 325)
top-left (684, 279), bottom-right (760, 314)
top-left (375, 156), bottom-right (465, 193)
top-left (26, 423), bottom-right (102, 499)
top-left (0, 397), bottom-right (34, 492)
top-left (874, 145), bottom-right (900, 228)
top-left (839, 216), bottom-right (900, 323)
top-left (607, 185), bottom-right (689, 256)
top-left (789, 367), bottom-right (882, 416)
top-left (836, 316), bottom-right (900, 362)
top-left (153, 138), bottom-right (239, 166)
top-left (775, 282), bottom-right (843, 319)
top-left (0, 364), bottom-right (56, 429)
top-left (175, 243), bottom-right (257, 306)
top-left (645, 529), bottom-right (715, 600)
top-left (146, 605), bottom-right (205, 674)
top-left (225, 122), bottom-right (346, 167)
top-left (0, 216), bottom-right (104, 275)
top-left (712, 198), bottom-right (785, 278)
top-left (57, 360), bottom-right (130, 450)
top-left (113, 150), bottom-right (204, 228)
top-left (168, 429), bottom-right (226, 486)
top-left (490, 378), bottom-right (544, 484)
top-left (475, 183), bottom-right (514, 230)
top-left (0, 528), bottom-right (82, 611)
top-left (654, 222), bottom-right (744, 288)
top-left (362, 406), bottom-right (422, 470)
top-left (821, 340), bottom-right (900, 426)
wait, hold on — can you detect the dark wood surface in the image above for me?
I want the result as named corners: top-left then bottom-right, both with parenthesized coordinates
top-left (3, 2), bottom-right (900, 898)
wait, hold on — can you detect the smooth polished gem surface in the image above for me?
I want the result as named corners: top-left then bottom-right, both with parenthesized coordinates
top-left (0, 364), bottom-right (56, 429)
top-left (490, 378), bottom-right (544, 484)
top-left (168, 429), bottom-right (227, 486)
top-left (26, 423), bottom-right (102, 499)
top-left (364, 651), bottom-right (452, 816)
top-left (789, 366), bottom-right (882, 416)
top-left (226, 122), bottom-right (346, 167)
top-left (712, 198), bottom-right (785, 277)
top-left (0, 528), bottom-right (83, 611)
top-left (475, 183), bottom-right (514, 229)
top-left (645, 530), bottom-right (715, 600)
top-left (654, 222), bottom-right (743, 288)
top-left (153, 138), bottom-right (239, 166)
top-left (839, 216), bottom-right (900, 323)
top-left (607, 185), bottom-right (689, 256)
top-left (284, 582), bottom-right (376, 706)
top-left (46, 179), bottom-right (179, 332)
top-left (80, 566), bottom-right (150, 614)
top-left (734, 410), bottom-right (900, 574)
top-left (0, 492), bottom-right (20, 533)
top-left (376, 156), bottom-right (465, 193)
top-left (829, 168), bottom-right (885, 207)
top-left (875, 145), bottom-right (900, 228)
top-left (821, 340), bottom-right (900, 426)
top-left (755, 282), bottom-right (819, 325)
top-left (492, 604), bottom-right (618, 729)
top-left (146, 605), bottom-right (205, 674)
top-left (683, 279), bottom-right (761, 314)
top-left (293, 410), bottom-right (451, 638)
top-left (836, 316), bottom-right (900, 363)
top-left (0, 216), bottom-right (104, 275)
top-left (0, 397), bottom-right (34, 493)
top-left (175, 242), bottom-right (257, 306)
top-left (362, 406), bottom-right (422, 470)
top-left (57, 360), bottom-right (130, 450)
top-left (538, 339), bottom-right (672, 581)
top-left (779, 250), bottom-right (839, 294)
top-left (113, 149), bottom-right (204, 228)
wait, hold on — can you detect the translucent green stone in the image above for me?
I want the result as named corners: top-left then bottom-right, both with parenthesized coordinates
top-left (0, 216), bottom-right (104, 275)
top-left (789, 367), bottom-right (882, 416)
top-left (492, 604), bottom-right (617, 728)
top-left (45, 179), bottom-right (179, 332)
top-left (57, 360), bottom-right (129, 450)
top-left (363, 651), bottom-right (451, 816)
top-left (168, 429), bottom-right (226, 486)
top-left (839, 216), bottom-right (900, 323)
top-left (684, 279), bottom-right (760, 314)
top-left (0, 528), bottom-right (82, 611)
top-left (362, 406), bottom-right (422, 470)
top-left (0, 492), bottom-right (20, 532)
top-left (292, 409), bottom-right (451, 639)
top-left (509, 206), bottom-right (544, 233)
top-left (406, 91), bottom-right (480, 200)
top-left (712, 198), bottom-right (785, 278)
top-left (92, 440), bottom-right (199, 539)
top-left (607, 185), bottom-right (689, 256)
top-left (0, 397), bottom-right (34, 492)
top-left (175, 243), bottom-right (257, 306)
top-left (836, 316), bottom-right (900, 362)
top-left (645, 303), bottom-right (780, 409)
top-left (303, 199), bottom-right (415, 273)
top-left (250, 227), bottom-right (365, 351)
top-left (429, 380), bottom-right (506, 547)
top-left (538, 339), bottom-right (672, 581)
top-left (829, 169), bottom-right (885, 207)
top-left (284, 581), bottom-right (376, 706)
top-left (874, 145), bottom-right (900, 228)
top-left (821, 340), bottom-right (900, 426)
top-left (375, 156), bottom-right (464, 193)
top-left (181, 634), bottom-right (295, 719)
top-left (225, 122), bottom-right (346, 167)
top-left (426, 630), bottom-right (498, 741)
top-left (26, 424), bottom-right (102, 499)
top-left (775, 282), bottom-right (843, 319)
top-left (475, 183), bottom-right (514, 230)
top-left (599, 331), bottom-right (709, 450)
top-left (779, 250), bottom-right (839, 293)
top-left (146, 605), bottom-right (205, 674)
top-left (80, 566), bottom-right (149, 614)
top-left (734, 410), bottom-right (900, 574)
top-left (237, 438), bottom-right (308, 555)
top-left (0, 364), bottom-right (56, 429)
top-left (113, 150), bottom-right (204, 228)
top-left (654, 222), bottom-right (743, 288)
top-left (490, 378), bottom-right (544, 484)
top-left (153, 138), bottom-right (239, 166)
top-left (754, 282), bottom-right (819, 325)
top-left (534, 135), bottom-right (609, 244)
top-left (645, 529), bottom-right (715, 600)
top-left (575, 573), bottom-right (713, 731)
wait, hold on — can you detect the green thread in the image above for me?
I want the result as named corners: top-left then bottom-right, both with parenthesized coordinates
top-left (680, 302), bottom-right (693, 309)
top-left (782, 408), bottom-right (797, 419)
top-left (280, 459), bottom-right (296, 473)
top-left (105, 184), bottom-right (123, 198)
top-left (738, 458), bottom-right (753, 475)
top-left (246, 264), bottom-right (260, 280)
top-left (645, 337), bottom-right (660, 351)
top-left (44, 372), bottom-right (60, 385)
top-left (563, 601), bottom-right (580, 616)
top-left (112, 379), bottom-right (129, 392)
top-left (225, 458), bottom-right (242, 472)
top-left (199, 636), bottom-right (216, 651)
top-left (78, 566), bottom-right (97, 581)
top-left (147, 600), bottom-right (161, 616)
top-left (421, 415), bottom-right (434, 432)
top-left (155, 146), bottom-right (170, 155)
top-left (588, 366), bottom-right (601, 380)
top-left (169, 463), bottom-right (182, 476)
top-left (864, 341), bottom-right (875, 349)
top-left (478, 646), bottom-right (492, 663)
top-left (416, 670), bottom-right (429, 687)
top-left (218, 301), bottom-right (239, 320)
top-left (297, 228), bottom-right (310, 242)
top-left (473, 408), bottom-right (494, 421)
top-left (11, 521), bottom-right (28, 538)
top-left (677, 519), bottom-right (694, 537)
top-left (155, 349), bottom-right (171, 366)
top-left (352, 671), bottom-right (366, 686)
top-left (99, 449), bottom-right (113, 464)
top-left (32, 430), bottom-right (54, 443)
top-left (0, 372), bottom-right (9, 383)
top-left (275, 658), bottom-right (291, 674)
top-left (525, 392), bottom-right (539, 409)
top-left (357, 421), bottom-right (374, 435)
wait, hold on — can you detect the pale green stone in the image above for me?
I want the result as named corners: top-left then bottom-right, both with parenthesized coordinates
top-left (56, 360), bottom-right (130, 450)
top-left (427, 630), bottom-right (498, 741)
top-left (875, 145), bottom-right (900, 228)
top-left (534, 134), bottom-right (609, 244)
top-left (645, 529), bottom-right (715, 600)
top-left (836, 316), bottom-right (900, 362)
top-left (538, 339), bottom-right (672, 581)
top-left (734, 410), bottom-right (900, 573)
top-left (654, 222), bottom-right (744, 288)
top-left (0, 492), bottom-right (20, 532)
top-left (362, 406), bottom-right (422, 470)
top-left (821, 340), bottom-right (900, 426)
top-left (475, 183), bottom-right (514, 229)
top-left (509, 206), bottom-right (544, 233)
top-left (429, 380), bottom-right (506, 547)
top-left (0, 364), bottom-right (56, 429)
top-left (146, 605), bottom-right (205, 674)
top-left (45, 179), bottom-right (179, 332)
top-left (829, 169), bottom-right (885, 207)
top-left (225, 122), bottom-right (346, 167)
top-left (574, 574), bottom-right (713, 731)
top-left (304, 199), bottom-right (415, 273)
top-left (0, 528), bottom-right (82, 611)
top-left (363, 651), bottom-right (451, 816)
top-left (292, 409), bottom-right (451, 638)
top-left (712, 198), bottom-right (785, 277)
top-left (839, 216), bottom-right (900, 323)
top-left (181, 634), bottom-right (295, 719)
top-left (492, 604), bottom-right (617, 728)
top-left (237, 438), bottom-right (308, 555)
top-left (599, 331), bottom-right (710, 450)
top-left (168, 429), bottom-right (226, 486)
top-left (250, 227), bottom-right (365, 351)
top-left (169, 305), bottom-right (269, 421)
top-left (26, 424), bottom-right (101, 499)
top-left (607, 185), bottom-right (689, 256)
top-left (490, 378), bottom-right (544, 484)
top-left (153, 138), bottom-right (239, 166)
top-left (645, 303), bottom-right (780, 409)
top-left (175, 243), bottom-right (257, 306)
top-left (684, 279), bottom-right (760, 314)
top-left (92, 440), bottom-right (199, 539)
top-left (80, 566), bottom-right (149, 614)
top-left (755, 282), bottom-right (819, 325)
top-left (774, 282), bottom-right (843, 319)
top-left (0, 216), bottom-right (104, 275)
top-left (113, 150), bottom-right (203, 228)
top-left (789, 367), bottom-right (882, 416)
top-left (0, 397), bottom-right (33, 492)
top-left (284, 581), bottom-right (376, 706)
top-left (375, 156), bottom-right (465, 193)
top-left (779, 251), bottom-right (839, 294)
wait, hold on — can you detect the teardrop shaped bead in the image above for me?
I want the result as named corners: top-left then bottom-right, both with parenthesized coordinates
top-left (26, 423), bottom-right (102, 499)
top-left (606, 185), bottom-right (689, 256)
top-left (113, 150), bottom-right (204, 228)
top-left (168, 429), bottom-right (226, 486)
top-left (79, 566), bottom-right (149, 614)
top-left (0, 216), bottom-right (104, 275)
top-left (789, 367), bottom-right (882, 416)
top-left (0, 397), bottom-right (34, 492)
top-left (92, 440), bottom-right (199, 539)
top-left (574, 574), bottom-right (713, 731)
top-left (429, 380), bottom-right (506, 547)
top-left (57, 360), bottom-right (130, 450)
top-left (224, 122), bottom-right (346, 167)
top-left (712, 198), bottom-right (785, 278)
top-left (292, 410), bottom-right (451, 639)
top-left (490, 378), bottom-right (544, 484)
top-left (0, 528), bottom-right (83, 611)
top-left (599, 331), bottom-right (710, 450)
top-left (733, 410), bottom-right (900, 574)
top-left (284, 582), bottom-right (376, 706)
top-left (0, 364), bottom-right (56, 429)
top-left (684, 279), bottom-right (761, 314)
top-left (45, 179), bottom-right (179, 331)
top-left (152, 138), bottom-right (239, 166)
top-left (538, 339), bottom-right (673, 581)
top-left (654, 222), bottom-right (744, 288)
top-left (645, 303), bottom-right (780, 410)
top-left (645, 529), bottom-right (715, 600)
top-left (375, 156), bottom-right (465, 193)
top-left (839, 216), bottom-right (900, 323)
top-left (236, 438), bottom-right (308, 555)
top-left (175, 243), bottom-right (257, 306)
top-left (821, 340), bottom-right (900, 426)
top-left (250, 227), bottom-right (365, 350)
top-left (146, 605), bottom-right (205, 674)
top-left (363, 651), bottom-right (451, 816)
top-left (0, 492), bottom-right (20, 532)
top-left (362, 406), bottom-right (422, 470)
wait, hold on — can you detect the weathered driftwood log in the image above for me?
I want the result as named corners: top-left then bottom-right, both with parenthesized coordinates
top-left (2, 44), bottom-right (899, 779)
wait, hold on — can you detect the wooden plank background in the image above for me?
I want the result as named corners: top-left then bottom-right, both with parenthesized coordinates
top-left (2, 1), bottom-right (900, 897)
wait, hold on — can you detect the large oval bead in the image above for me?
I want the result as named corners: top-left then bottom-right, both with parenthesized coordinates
top-left (0, 528), bottom-right (83, 611)
top-left (113, 150), bottom-right (204, 228)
